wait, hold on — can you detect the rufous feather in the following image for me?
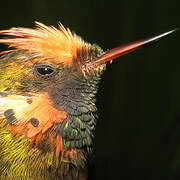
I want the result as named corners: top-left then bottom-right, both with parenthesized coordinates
top-left (0, 22), bottom-right (91, 67)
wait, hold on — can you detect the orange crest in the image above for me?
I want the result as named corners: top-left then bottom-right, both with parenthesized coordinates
top-left (0, 22), bottom-right (91, 67)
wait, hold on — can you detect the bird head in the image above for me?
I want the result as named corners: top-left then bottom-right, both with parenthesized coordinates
top-left (0, 22), bottom-right (176, 171)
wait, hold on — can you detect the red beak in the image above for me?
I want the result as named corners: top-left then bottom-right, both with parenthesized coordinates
top-left (86, 29), bottom-right (177, 68)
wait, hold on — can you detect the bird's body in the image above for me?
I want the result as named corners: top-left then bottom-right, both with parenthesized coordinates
top-left (0, 22), bottom-right (175, 179)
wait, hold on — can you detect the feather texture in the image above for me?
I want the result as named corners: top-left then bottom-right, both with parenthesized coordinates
top-left (0, 22), bottom-right (91, 67)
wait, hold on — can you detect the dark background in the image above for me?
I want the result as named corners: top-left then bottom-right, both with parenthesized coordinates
top-left (0, 0), bottom-right (180, 179)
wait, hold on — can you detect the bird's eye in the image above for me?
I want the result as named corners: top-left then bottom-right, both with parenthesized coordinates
top-left (37, 67), bottom-right (53, 75)
top-left (34, 63), bottom-right (57, 77)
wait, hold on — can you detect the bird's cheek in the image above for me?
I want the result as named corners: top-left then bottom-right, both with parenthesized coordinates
top-left (0, 93), bottom-right (68, 139)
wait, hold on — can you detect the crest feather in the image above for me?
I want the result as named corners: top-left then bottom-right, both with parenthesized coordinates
top-left (0, 22), bottom-right (91, 67)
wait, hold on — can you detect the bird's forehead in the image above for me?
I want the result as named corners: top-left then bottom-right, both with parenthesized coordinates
top-left (0, 22), bottom-right (92, 68)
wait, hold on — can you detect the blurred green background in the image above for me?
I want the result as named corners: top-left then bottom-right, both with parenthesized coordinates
top-left (0, 0), bottom-right (180, 179)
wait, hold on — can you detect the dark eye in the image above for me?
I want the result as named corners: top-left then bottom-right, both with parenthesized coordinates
top-left (34, 63), bottom-right (57, 77)
top-left (37, 67), bottom-right (53, 75)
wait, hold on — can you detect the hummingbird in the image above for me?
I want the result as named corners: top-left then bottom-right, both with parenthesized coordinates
top-left (0, 22), bottom-right (176, 179)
